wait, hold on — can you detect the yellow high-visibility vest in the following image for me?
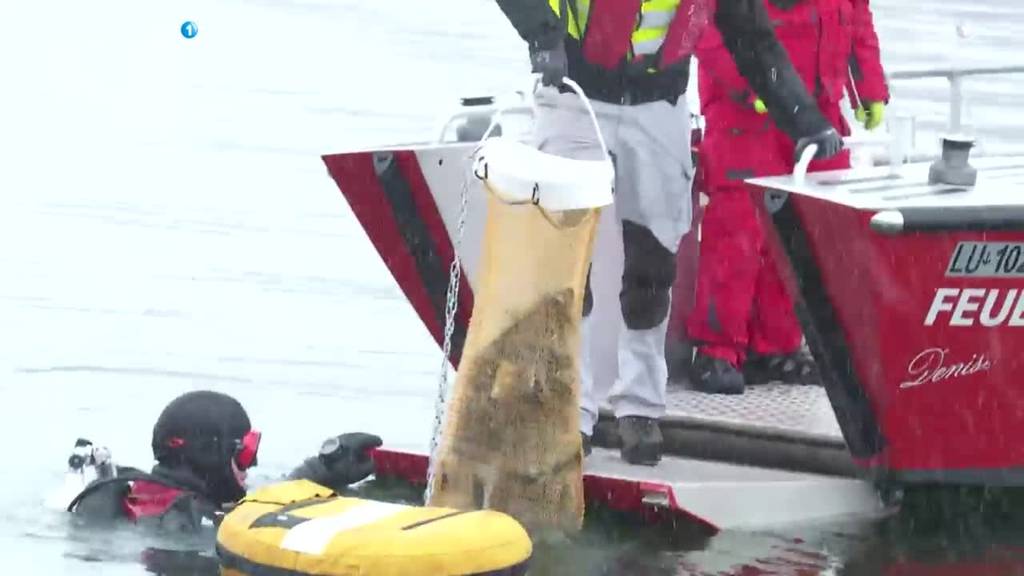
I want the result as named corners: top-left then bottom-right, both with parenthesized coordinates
top-left (547, 0), bottom-right (683, 59)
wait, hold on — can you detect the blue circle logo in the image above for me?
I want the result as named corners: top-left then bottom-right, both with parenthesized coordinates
top-left (181, 21), bottom-right (198, 39)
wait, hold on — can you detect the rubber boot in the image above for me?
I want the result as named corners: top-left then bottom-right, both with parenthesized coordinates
top-left (666, 338), bottom-right (695, 388)
top-left (617, 416), bottom-right (662, 466)
top-left (744, 347), bottom-right (821, 386)
top-left (690, 351), bottom-right (745, 395)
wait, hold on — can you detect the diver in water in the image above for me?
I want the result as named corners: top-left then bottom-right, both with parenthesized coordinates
top-left (64, 389), bottom-right (383, 532)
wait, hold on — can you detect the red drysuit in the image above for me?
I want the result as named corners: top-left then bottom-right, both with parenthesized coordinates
top-left (687, 0), bottom-right (889, 367)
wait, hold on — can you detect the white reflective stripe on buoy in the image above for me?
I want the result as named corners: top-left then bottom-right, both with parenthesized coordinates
top-left (280, 501), bottom-right (409, 555)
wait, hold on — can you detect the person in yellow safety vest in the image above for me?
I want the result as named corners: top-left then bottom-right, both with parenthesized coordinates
top-left (493, 0), bottom-right (844, 466)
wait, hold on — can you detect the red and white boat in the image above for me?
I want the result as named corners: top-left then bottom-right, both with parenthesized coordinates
top-left (319, 66), bottom-right (1024, 533)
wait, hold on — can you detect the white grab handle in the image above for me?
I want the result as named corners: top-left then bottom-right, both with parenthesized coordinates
top-left (794, 135), bottom-right (893, 182)
top-left (475, 76), bottom-right (612, 168)
top-left (794, 143), bottom-right (818, 183)
top-left (557, 77), bottom-right (613, 166)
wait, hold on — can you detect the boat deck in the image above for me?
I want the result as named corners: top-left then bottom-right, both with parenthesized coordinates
top-left (661, 383), bottom-right (842, 443)
top-left (594, 384), bottom-right (856, 477)
top-left (583, 447), bottom-right (883, 530)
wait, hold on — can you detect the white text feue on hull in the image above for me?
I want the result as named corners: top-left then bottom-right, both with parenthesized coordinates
top-left (924, 288), bottom-right (1024, 327)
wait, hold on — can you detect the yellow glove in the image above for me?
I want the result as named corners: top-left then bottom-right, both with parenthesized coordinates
top-left (753, 98), bottom-right (768, 115)
top-left (855, 101), bottom-right (886, 131)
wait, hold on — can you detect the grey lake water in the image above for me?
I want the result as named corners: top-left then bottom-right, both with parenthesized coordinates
top-left (2, 0), bottom-right (1024, 574)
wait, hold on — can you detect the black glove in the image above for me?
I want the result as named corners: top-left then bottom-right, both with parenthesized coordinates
top-left (795, 127), bottom-right (843, 161)
top-left (287, 433), bottom-right (382, 491)
top-left (529, 40), bottom-right (568, 88)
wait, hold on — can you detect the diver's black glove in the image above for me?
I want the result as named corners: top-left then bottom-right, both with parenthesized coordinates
top-left (287, 433), bottom-right (382, 491)
top-left (529, 40), bottom-right (568, 88)
top-left (795, 127), bottom-right (843, 161)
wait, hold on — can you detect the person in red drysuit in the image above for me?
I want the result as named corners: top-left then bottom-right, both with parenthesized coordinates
top-left (687, 0), bottom-right (890, 394)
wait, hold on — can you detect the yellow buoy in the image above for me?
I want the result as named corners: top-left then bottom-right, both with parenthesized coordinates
top-left (216, 480), bottom-right (531, 576)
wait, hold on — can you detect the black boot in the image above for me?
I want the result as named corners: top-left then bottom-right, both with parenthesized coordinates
top-left (690, 351), bottom-right (745, 395)
top-left (666, 338), bottom-right (695, 388)
top-left (744, 347), bottom-right (820, 386)
top-left (617, 416), bottom-right (662, 466)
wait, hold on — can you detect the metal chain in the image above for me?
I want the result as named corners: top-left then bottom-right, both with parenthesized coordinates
top-left (420, 91), bottom-right (526, 502)
top-left (423, 162), bottom-right (471, 503)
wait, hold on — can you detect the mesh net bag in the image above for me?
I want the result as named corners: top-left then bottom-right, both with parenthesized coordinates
top-left (425, 110), bottom-right (613, 535)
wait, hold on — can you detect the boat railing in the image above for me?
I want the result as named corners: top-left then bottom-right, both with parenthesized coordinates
top-left (888, 65), bottom-right (1024, 135)
top-left (438, 65), bottom-right (1024, 164)
top-left (869, 65), bottom-right (1024, 165)
top-left (436, 94), bottom-right (534, 144)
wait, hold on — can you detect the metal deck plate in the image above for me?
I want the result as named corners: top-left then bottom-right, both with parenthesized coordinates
top-left (602, 385), bottom-right (844, 445)
top-left (664, 385), bottom-right (843, 442)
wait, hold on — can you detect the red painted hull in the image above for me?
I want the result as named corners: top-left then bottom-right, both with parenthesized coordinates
top-left (320, 141), bottom-right (891, 531)
top-left (322, 131), bottom-right (1024, 489)
top-left (752, 156), bottom-right (1024, 486)
top-left (321, 149), bottom-right (475, 368)
top-left (775, 193), bottom-right (1024, 481)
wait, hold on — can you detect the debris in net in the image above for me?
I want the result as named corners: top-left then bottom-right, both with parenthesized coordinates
top-left (431, 287), bottom-right (585, 535)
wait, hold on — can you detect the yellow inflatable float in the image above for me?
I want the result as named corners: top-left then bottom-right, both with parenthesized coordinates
top-left (216, 480), bottom-right (532, 576)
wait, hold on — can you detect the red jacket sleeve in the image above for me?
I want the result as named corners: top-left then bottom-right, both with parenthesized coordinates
top-left (849, 0), bottom-right (890, 104)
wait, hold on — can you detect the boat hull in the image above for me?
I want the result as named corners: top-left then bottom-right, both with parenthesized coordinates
top-left (322, 142), bottom-right (885, 531)
top-left (752, 157), bottom-right (1024, 486)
